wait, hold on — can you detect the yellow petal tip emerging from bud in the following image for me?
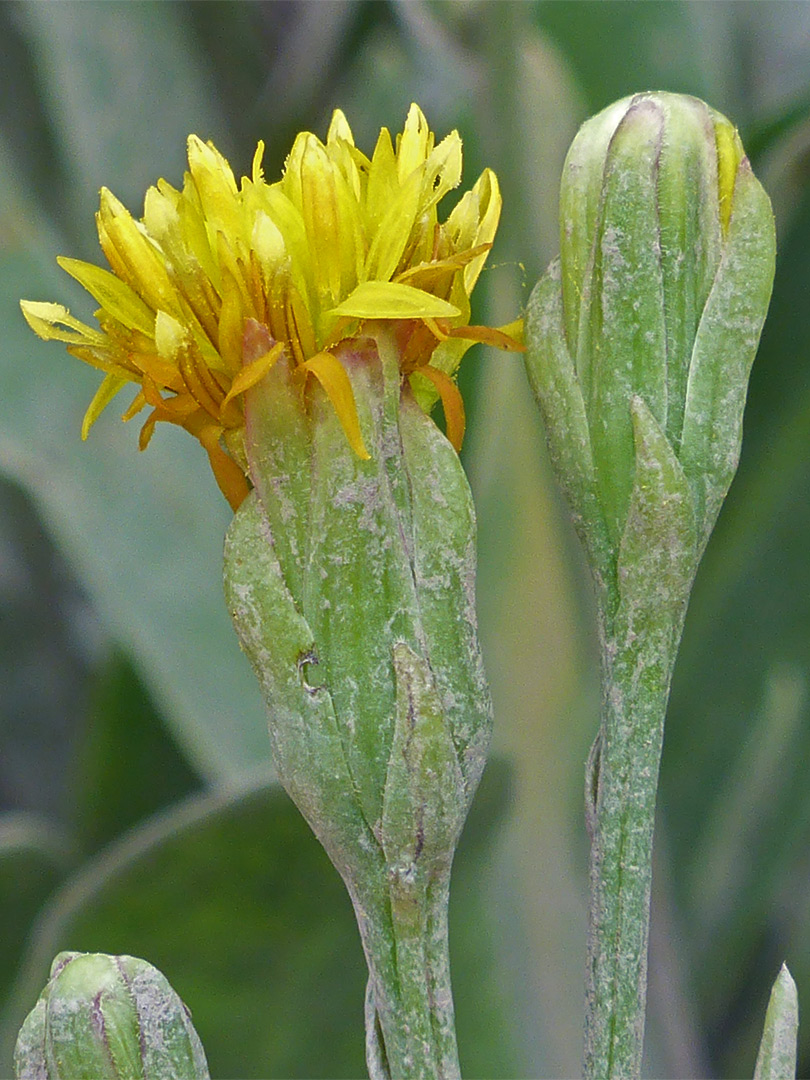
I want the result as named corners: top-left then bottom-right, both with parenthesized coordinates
top-left (713, 115), bottom-right (745, 234)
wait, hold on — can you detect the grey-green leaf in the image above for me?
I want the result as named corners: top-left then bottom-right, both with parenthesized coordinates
top-left (397, 388), bottom-right (492, 799)
top-left (524, 258), bottom-right (612, 585)
top-left (223, 494), bottom-right (376, 886)
top-left (754, 964), bottom-right (799, 1080)
top-left (382, 642), bottom-right (466, 877)
top-left (580, 97), bottom-right (669, 544)
top-left (558, 95), bottom-right (631, 352)
top-left (616, 396), bottom-right (698, 649)
top-left (679, 159), bottom-right (777, 549)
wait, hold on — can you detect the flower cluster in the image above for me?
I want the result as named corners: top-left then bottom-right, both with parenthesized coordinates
top-left (22, 105), bottom-right (520, 508)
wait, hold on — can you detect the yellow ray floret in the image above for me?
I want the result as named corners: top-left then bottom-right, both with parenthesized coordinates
top-left (21, 104), bottom-right (523, 508)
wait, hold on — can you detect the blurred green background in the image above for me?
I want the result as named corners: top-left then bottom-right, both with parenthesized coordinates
top-left (1, 2), bottom-right (809, 1077)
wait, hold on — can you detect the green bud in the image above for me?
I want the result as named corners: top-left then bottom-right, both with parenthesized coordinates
top-left (525, 91), bottom-right (776, 604)
top-left (526, 95), bottom-right (776, 1080)
top-left (14, 952), bottom-right (209, 1080)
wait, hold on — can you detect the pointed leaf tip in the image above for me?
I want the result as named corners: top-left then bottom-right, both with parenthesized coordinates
top-left (754, 964), bottom-right (799, 1080)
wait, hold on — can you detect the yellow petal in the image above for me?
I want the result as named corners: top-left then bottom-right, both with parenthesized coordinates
top-left (466, 170), bottom-right (501, 291)
top-left (364, 167), bottom-right (423, 283)
top-left (301, 350), bottom-right (369, 459)
top-left (138, 408), bottom-right (159, 450)
top-left (81, 371), bottom-right (130, 439)
top-left (413, 364), bottom-right (466, 451)
top-left (216, 232), bottom-right (256, 323)
top-left (448, 321), bottom-right (526, 351)
top-left (251, 140), bottom-right (265, 184)
top-left (397, 104), bottom-right (432, 184)
top-left (279, 130), bottom-right (310, 213)
top-left (97, 188), bottom-right (182, 316)
top-left (176, 176), bottom-right (221, 290)
top-left (178, 340), bottom-right (225, 419)
top-left (217, 268), bottom-right (247, 373)
top-left (366, 127), bottom-right (397, 234)
top-left (121, 388), bottom-right (147, 423)
top-left (327, 109), bottom-right (355, 147)
top-left (154, 309), bottom-right (188, 361)
top-left (251, 212), bottom-right (286, 278)
top-left (140, 185), bottom-right (180, 257)
top-left (206, 444), bottom-right (251, 511)
top-left (422, 316), bottom-right (448, 341)
top-left (191, 417), bottom-right (251, 511)
top-left (420, 130), bottom-right (463, 212)
top-left (258, 185), bottom-right (314, 315)
top-left (57, 257), bottom-right (155, 334)
top-left (129, 347), bottom-right (186, 393)
top-left (20, 300), bottom-right (106, 346)
top-left (714, 116), bottom-right (744, 234)
top-left (330, 281), bottom-right (460, 320)
top-left (300, 137), bottom-right (355, 311)
top-left (394, 242), bottom-right (492, 296)
top-left (495, 317), bottom-right (525, 346)
top-left (325, 126), bottom-right (365, 204)
top-left (186, 135), bottom-right (243, 242)
top-left (444, 168), bottom-right (502, 293)
top-left (286, 285), bottom-right (317, 365)
top-left (143, 186), bottom-right (219, 337)
top-left (221, 340), bottom-right (284, 411)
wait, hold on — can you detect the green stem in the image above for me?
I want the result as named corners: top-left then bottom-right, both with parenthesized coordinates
top-left (583, 601), bottom-right (686, 1080)
top-left (355, 874), bottom-right (460, 1080)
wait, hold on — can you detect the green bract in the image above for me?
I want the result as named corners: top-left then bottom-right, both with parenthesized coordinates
top-left (526, 90), bottom-right (776, 607)
top-left (223, 328), bottom-right (492, 1079)
top-left (14, 952), bottom-right (209, 1080)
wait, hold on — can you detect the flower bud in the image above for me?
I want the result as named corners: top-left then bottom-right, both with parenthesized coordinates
top-left (525, 92), bottom-right (776, 602)
top-left (14, 952), bottom-right (209, 1080)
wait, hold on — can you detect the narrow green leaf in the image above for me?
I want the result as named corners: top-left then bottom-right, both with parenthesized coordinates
top-left (558, 96), bottom-right (630, 351)
top-left (686, 664), bottom-right (805, 940)
top-left (302, 346), bottom-right (420, 831)
top-left (397, 386), bottom-right (492, 798)
top-left (754, 964), bottom-right (799, 1080)
top-left (617, 396), bottom-right (698, 636)
top-left (679, 161), bottom-right (776, 549)
top-left (580, 98), bottom-right (668, 543)
top-left (244, 352), bottom-right (312, 608)
top-left (524, 259), bottom-right (612, 585)
top-left (382, 643), bottom-right (466, 874)
top-left (655, 94), bottom-right (722, 447)
top-left (223, 495), bottom-right (376, 885)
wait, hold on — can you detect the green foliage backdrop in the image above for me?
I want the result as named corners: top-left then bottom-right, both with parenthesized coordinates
top-left (1, 3), bottom-right (809, 1077)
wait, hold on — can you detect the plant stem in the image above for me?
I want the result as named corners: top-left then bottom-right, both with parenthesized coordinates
top-left (583, 599), bottom-right (687, 1080)
top-left (355, 874), bottom-right (460, 1080)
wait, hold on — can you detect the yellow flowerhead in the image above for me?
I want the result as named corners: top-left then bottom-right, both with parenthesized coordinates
top-left (21, 104), bottom-right (521, 509)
